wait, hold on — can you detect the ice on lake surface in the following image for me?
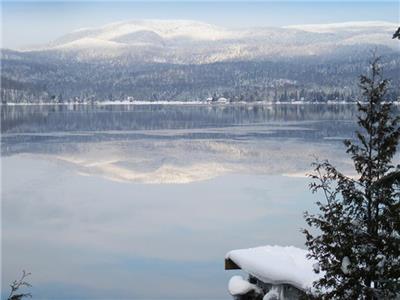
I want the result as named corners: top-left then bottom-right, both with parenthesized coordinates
top-left (1, 104), bottom-right (373, 299)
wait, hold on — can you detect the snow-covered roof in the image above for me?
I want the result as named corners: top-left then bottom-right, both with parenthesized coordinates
top-left (225, 245), bottom-right (323, 292)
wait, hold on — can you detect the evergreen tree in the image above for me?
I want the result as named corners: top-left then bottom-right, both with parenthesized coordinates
top-left (393, 27), bottom-right (400, 40)
top-left (303, 57), bottom-right (400, 299)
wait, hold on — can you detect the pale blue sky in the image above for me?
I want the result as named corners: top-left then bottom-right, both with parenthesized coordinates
top-left (1, 1), bottom-right (399, 48)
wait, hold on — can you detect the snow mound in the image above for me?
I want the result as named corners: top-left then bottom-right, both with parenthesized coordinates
top-left (228, 275), bottom-right (262, 296)
top-left (226, 245), bottom-right (323, 291)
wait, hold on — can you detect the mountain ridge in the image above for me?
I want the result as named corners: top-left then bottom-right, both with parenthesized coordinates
top-left (1, 20), bottom-right (399, 103)
top-left (8, 20), bottom-right (398, 64)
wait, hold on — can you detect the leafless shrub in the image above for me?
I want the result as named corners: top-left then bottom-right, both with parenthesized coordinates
top-left (7, 270), bottom-right (32, 300)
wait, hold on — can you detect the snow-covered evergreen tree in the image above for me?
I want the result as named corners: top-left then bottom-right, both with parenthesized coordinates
top-left (303, 57), bottom-right (400, 299)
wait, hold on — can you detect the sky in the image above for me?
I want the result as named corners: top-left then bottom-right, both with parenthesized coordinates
top-left (1, 1), bottom-right (399, 48)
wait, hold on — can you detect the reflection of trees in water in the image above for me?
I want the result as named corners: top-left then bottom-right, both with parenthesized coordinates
top-left (1, 104), bottom-right (364, 134)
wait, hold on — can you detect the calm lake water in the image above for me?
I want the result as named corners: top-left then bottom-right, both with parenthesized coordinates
top-left (2, 104), bottom-right (362, 299)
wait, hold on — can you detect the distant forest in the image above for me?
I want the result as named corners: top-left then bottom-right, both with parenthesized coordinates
top-left (1, 49), bottom-right (399, 103)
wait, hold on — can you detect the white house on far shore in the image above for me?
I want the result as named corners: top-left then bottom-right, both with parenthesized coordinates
top-left (217, 97), bottom-right (229, 104)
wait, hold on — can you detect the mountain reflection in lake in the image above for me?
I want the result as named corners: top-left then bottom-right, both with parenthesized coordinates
top-left (2, 104), bottom-right (365, 299)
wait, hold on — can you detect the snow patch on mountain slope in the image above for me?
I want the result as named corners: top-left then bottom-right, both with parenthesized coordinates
top-left (58, 19), bottom-right (233, 43)
top-left (284, 21), bottom-right (397, 33)
top-left (107, 19), bottom-right (232, 40)
top-left (339, 33), bottom-right (397, 46)
top-left (53, 37), bottom-right (124, 49)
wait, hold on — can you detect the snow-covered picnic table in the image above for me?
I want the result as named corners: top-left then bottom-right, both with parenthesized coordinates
top-left (225, 245), bottom-right (323, 299)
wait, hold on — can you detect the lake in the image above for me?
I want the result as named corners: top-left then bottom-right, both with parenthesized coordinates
top-left (2, 103), bottom-right (361, 299)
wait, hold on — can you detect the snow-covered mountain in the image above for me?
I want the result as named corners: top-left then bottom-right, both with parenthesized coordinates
top-left (18, 20), bottom-right (399, 64)
top-left (2, 19), bottom-right (399, 103)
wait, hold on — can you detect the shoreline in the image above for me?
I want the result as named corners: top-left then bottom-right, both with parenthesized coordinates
top-left (3, 100), bottom-right (399, 106)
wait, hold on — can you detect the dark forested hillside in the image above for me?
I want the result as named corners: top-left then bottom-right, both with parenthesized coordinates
top-left (1, 48), bottom-right (399, 103)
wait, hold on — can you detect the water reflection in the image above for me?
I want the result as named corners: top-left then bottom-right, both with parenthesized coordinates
top-left (1, 104), bottom-right (372, 299)
top-left (2, 104), bottom-right (359, 159)
top-left (2, 103), bottom-right (359, 133)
